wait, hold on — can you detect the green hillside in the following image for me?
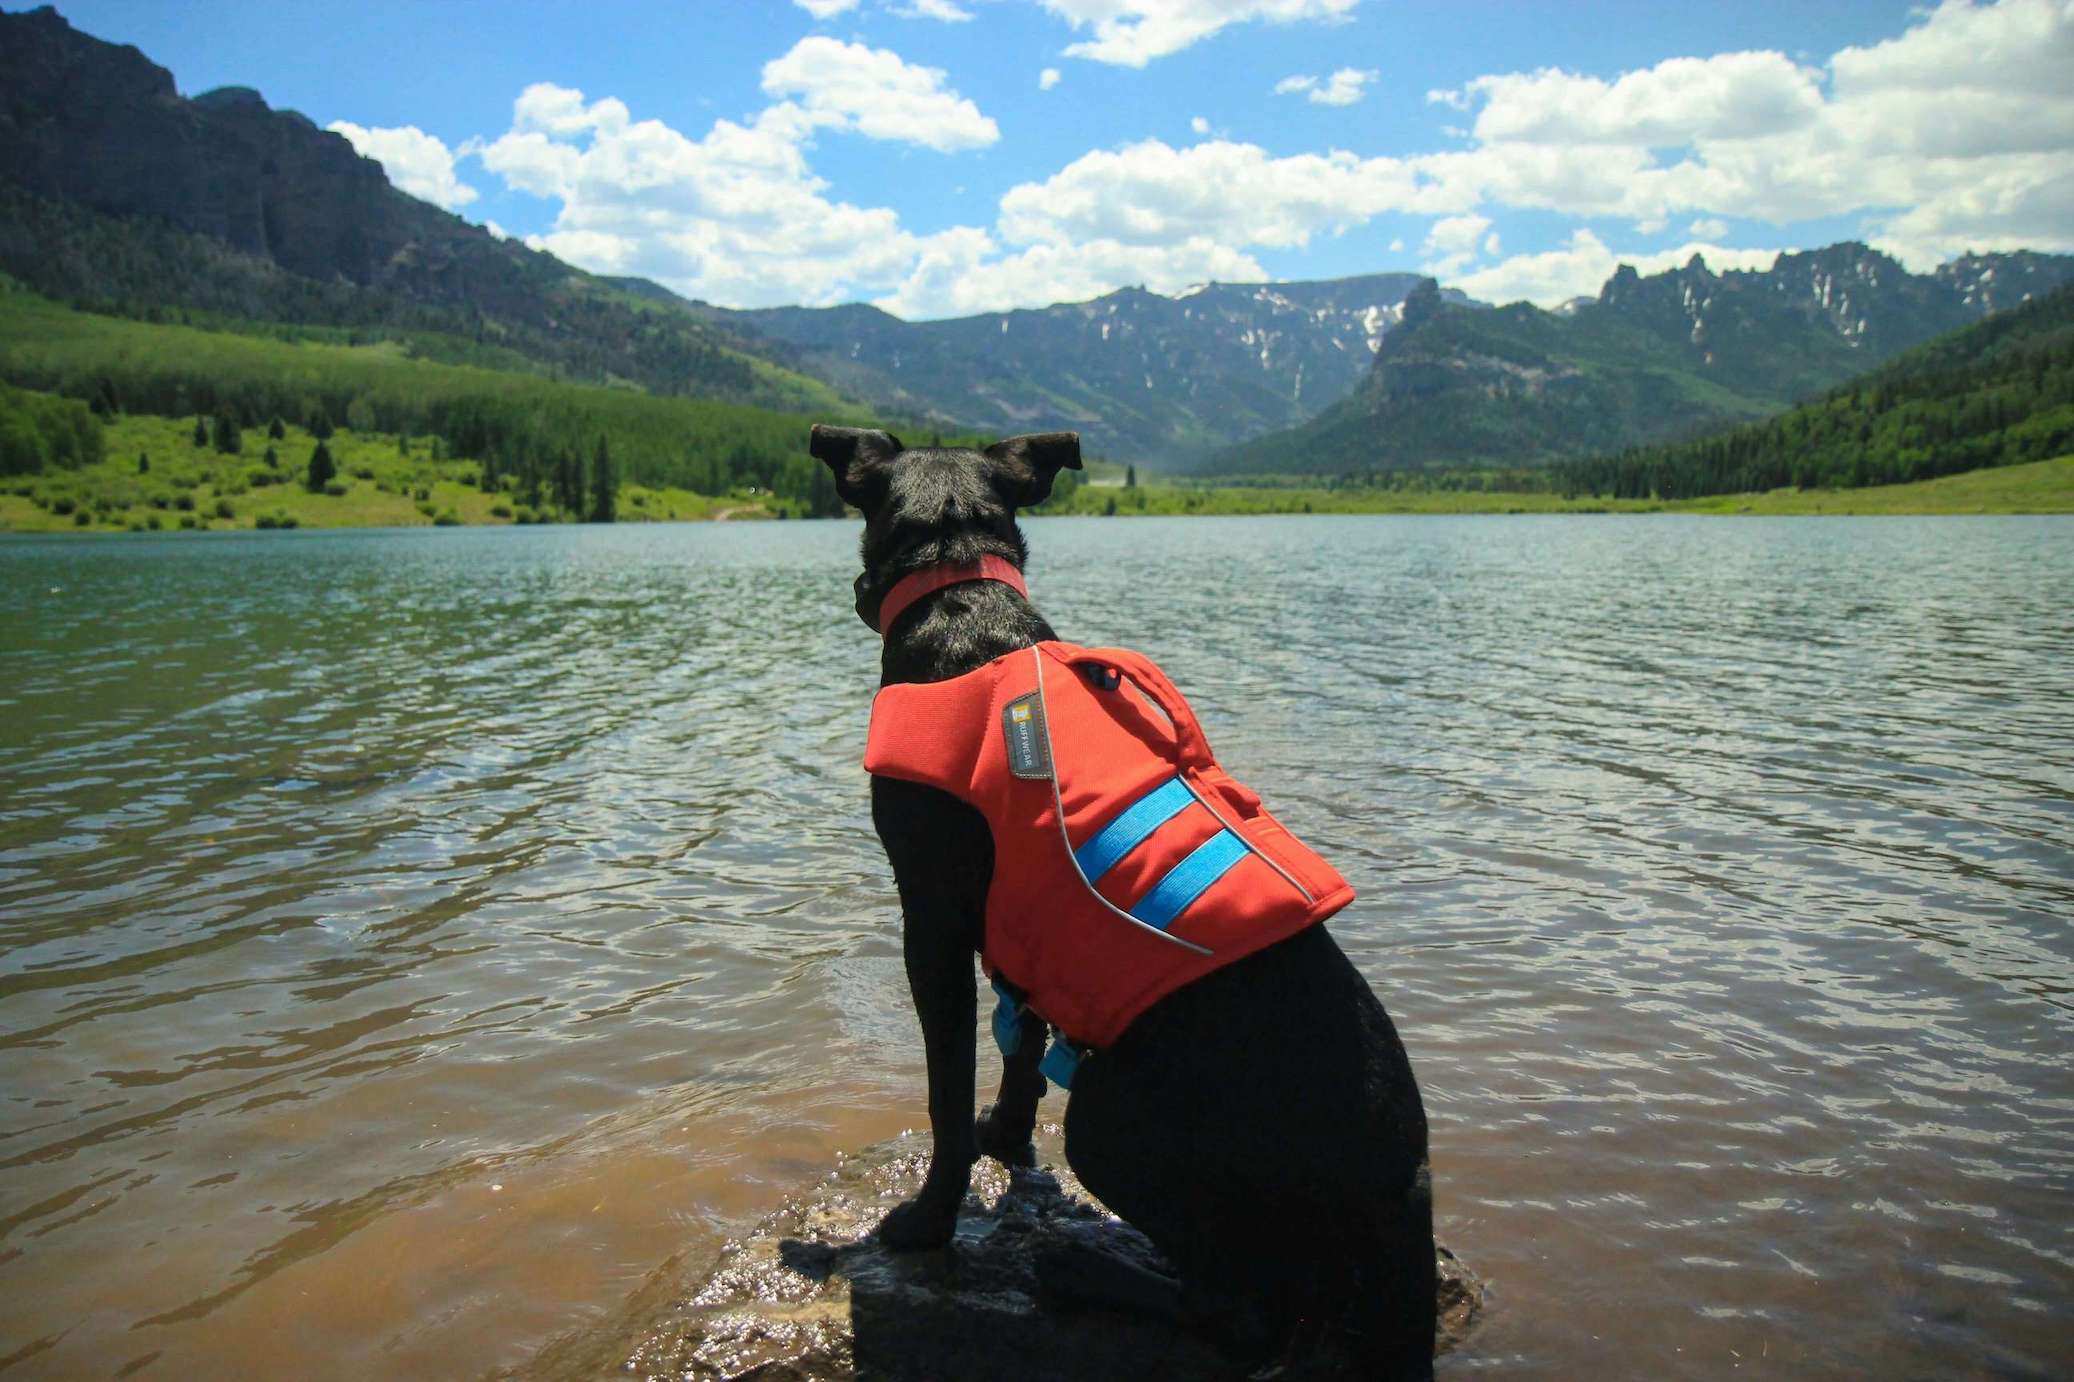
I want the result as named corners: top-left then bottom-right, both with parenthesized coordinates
top-left (0, 405), bottom-right (786, 531)
top-left (0, 185), bottom-right (851, 420)
top-left (0, 286), bottom-right (859, 512)
top-left (0, 10), bottom-right (855, 417)
top-left (1558, 282), bottom-right (2074, 499)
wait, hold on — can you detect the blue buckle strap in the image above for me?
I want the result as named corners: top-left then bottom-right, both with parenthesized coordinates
top-left (990, 976), bottom-right (1024, 1058)
top-left (1039, 1031), bottom-right (1084, 1091)
top-left (1130, 829), bottom-right (1249, 931)
top-left (1073, 776), bottom-right (1194, 883)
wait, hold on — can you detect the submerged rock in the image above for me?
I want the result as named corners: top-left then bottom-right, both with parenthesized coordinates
top-left (621, 1128), bottom-right (1480, 1381)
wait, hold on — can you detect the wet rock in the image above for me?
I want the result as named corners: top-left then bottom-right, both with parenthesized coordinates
top-left (621, 1128), bottom-right (1480, 1381)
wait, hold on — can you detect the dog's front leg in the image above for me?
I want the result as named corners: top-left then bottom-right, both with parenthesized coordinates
top-left (871, 776), bottom-right (991, 1251)
top-left (876, 894), bottom-right (979, 1250)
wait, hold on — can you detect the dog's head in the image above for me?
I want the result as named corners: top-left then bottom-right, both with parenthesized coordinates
top-left (810, 425), bottom-right (1081, 630)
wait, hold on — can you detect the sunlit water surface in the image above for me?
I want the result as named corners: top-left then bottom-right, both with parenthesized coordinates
top-left (1, 517), bottom-right (2070, 1379)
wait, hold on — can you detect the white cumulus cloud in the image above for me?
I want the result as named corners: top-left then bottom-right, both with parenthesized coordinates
top-left (1464, 50), bottom-right (1824, 146)
top-left (1452, 229), bottom-right (1784, 306)
top-left (875, 230), bottom-right (1266, 318)
top-left (462, 0), bottom-right (2074, 317)
top-left (1429, 0), bottom-right (2074, 271)
top-left (1040, 0), bottom-right (1359, 68)
top-left (997, 138), bottom-right (1452, 252)
top-left (893, 0), bottom-right (975, 18)
top-left (328, 121), bottom-right (478, 209)
top-left (474, 81), bottom-right (957, 307)
top-left (761, 37), bottom-right (999, 151)
top-left (1419, 213), bottom-right (1491, 277)
top-left (1276, 67), bottom-right (1376, 105)
top-left (792, 0), bottom-right (860, 18)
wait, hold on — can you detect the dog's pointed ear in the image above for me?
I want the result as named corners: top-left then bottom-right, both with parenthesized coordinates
top-left (984, 432), bottom-right (1081, 508)
top-left (809, 425), bottom-right (903, 510)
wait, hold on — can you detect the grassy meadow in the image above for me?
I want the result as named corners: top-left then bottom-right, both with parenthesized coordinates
top-left (2, 349), bottom-right (2068, 537)
top-left (1044, 454), bottom-right (2074, 518)
top-left (1661, 454), bottom-right (2074, 514)
top-left (0, 412), bottom-right (782, 533)
top-left (6, 414), bottom-right (2067, 534)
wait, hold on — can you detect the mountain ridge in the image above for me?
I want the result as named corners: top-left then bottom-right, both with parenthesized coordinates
top-left (1212, 243), bottom-right (2074, 475)
top-left (706, 275), bottom-right (1480, 461)
top-left (0, 4), bottom-right (853, 413)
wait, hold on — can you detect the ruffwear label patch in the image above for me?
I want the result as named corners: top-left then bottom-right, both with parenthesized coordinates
top-left (1002, 690), bottom-right (1053, 780)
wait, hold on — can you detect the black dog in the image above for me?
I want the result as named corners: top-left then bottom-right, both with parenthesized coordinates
top-left (814, 425), bottom-right (1435, 1377)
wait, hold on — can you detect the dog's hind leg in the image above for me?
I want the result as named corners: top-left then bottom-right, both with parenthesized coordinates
top-left (1334, 1162), bottom-right (1438, 1381)
top-left (1033, 1232), bottom-right (1184, 1320)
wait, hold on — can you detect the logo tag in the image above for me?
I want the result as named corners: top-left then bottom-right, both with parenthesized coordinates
top-left (1003, 691), bottom-right (1052, 779)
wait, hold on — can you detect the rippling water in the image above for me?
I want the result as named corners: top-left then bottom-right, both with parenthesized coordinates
top-left (2, 517), bottom-right (2070, 1379)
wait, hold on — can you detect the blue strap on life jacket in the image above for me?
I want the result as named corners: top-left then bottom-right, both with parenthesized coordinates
top-left (1074, 776), bottom-right (1194, 883)
top-left (990, 975), bottom-right (1024, 1058)
top-left (1039, 1031), bottom-right (1084, 1091)
top-left (1130, 828), bottom-right (1250, 930)
top-left (997, 976), bottom-right (1083, 1091)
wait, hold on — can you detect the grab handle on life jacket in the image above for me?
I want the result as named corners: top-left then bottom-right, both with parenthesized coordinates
top-left (1066, 647), bottom-right (1213, 770)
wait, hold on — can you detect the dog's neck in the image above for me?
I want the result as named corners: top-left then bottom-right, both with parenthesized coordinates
top-left (871, 550), bottom-right (1056, 688)
top-left (876, 556), bottom-right (1028, 639)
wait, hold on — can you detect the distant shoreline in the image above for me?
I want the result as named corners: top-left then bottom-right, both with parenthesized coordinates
top-left (5, 439), bottom-right (2067, 535)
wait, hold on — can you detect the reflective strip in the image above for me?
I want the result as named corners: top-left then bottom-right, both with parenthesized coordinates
top-left (1073, 776), bottom-right (1193, 884)
top-left (1130, 829), bottom-right (1248, 931)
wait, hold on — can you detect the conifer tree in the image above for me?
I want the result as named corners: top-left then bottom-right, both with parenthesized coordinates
top-left (554, 449), bottom-right (582, 515)
top-left (137, 452), bottom-right (149, 474)
top-left (212, 411), bottom-right (241, 455)
top-left (192, 416), bottom-right (208, 447)
top-left (268, 416), bottom-right (286, 441)
top-left (306, 440), bottom-right (336, 493)
top-left (310, 409), bottom-right (334, 441)
top-left (589, 434), bottom-right (617, 522)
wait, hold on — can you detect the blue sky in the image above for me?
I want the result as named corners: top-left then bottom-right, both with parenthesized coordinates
top-left (51, 0), bottom-right (2074, 317)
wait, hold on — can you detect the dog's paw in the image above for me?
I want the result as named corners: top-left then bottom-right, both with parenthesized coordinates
top-left (976, 1105), bottom-right (1038, 1168)
top-left (874, 1193), bottom-right (961, 1252)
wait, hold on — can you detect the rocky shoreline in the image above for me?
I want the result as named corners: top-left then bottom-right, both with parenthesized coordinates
top-left (616, 1127), bottom-right (1480, 1381)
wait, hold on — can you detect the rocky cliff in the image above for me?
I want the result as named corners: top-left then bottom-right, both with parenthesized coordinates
top-left (1214, 245), bottom-right (2074, 475)
top-left (719, 276), bottom-right (1481, 463)
top-left (0, 6), bottom-right (835, 407)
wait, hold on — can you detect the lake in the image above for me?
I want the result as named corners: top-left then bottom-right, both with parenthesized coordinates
top-left (2, 516), bottom-right (2070, 1379)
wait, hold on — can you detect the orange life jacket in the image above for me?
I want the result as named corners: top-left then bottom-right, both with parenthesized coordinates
top-left (864, 640), bottom-right (1354, 1061)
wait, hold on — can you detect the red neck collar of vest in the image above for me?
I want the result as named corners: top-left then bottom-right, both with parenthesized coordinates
top-left (875, 555), bottom-right (1028, 637)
